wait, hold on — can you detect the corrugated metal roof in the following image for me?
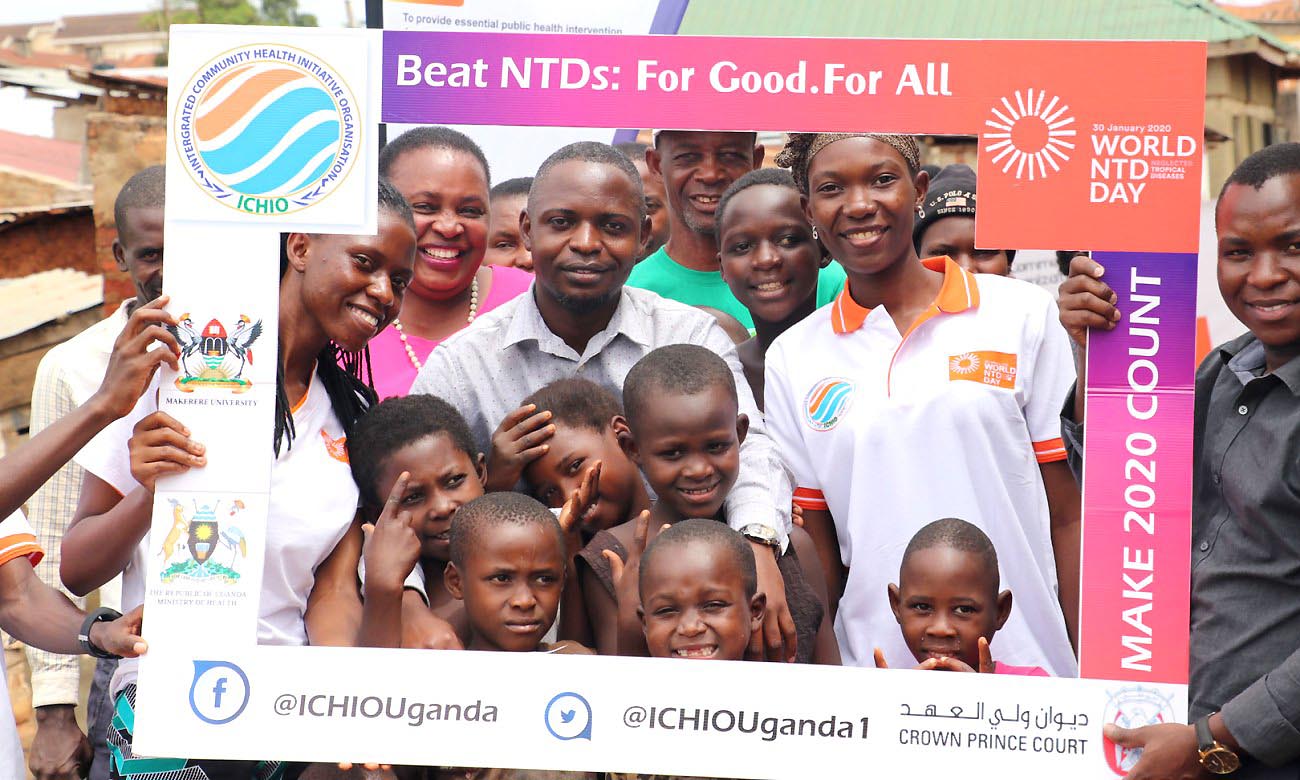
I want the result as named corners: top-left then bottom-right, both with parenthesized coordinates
top-left (679, 0), bottom-right (1300, 56)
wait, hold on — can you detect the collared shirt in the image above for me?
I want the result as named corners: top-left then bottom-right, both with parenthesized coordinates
top-left (766, 257), bottom-right (1077, 674)
top-left (409, 284), bottom-right (793, 543)
top-left (1063, 333), bottom-right (1300, 776)
top-left (23, 301), bottom-right (128, 708)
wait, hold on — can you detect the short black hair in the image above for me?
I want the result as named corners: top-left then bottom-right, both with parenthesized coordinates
top-left (490, 176), bottom-right (532, 201)
top-left (714, 167), bottom-right (798, 243)
top-left (640, 519), bottom-right (756, 599)
top-left (900, 518), bottom-right (1000, 588)
top-left (379, 125), bottom-right (490, 184)
top-left (449, 492), bottom-right (563, 568)
top-left (623, 344), bottom-right (736, 428)
top-left (378, 176), bottom-right (415, 232)
top-left (531, 141), bottom-right (646, 222)
top-left (522, 377), bottom-right (622, 434)
top-left (652, 130), bottom-right (758, 150)
top-left (1219, 142), bottom-right (1300, 201)
top-left (348, 394), bottom-right (477, 507)
top-left (614, 141), bottom-right (650, 166)
top-left (113, 165), bottom-right (166, 237)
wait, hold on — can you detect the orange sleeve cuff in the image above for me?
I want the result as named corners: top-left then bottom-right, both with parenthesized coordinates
top-left (793, 487), bottom-right (828, 511)
top-left (0, 534), bottom-right (43, 568)
top-left (1033, 437), bottom-right (1067, 464)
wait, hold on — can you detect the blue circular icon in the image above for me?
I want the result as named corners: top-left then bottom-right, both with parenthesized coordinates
top-left (188, 660), bottom-right (251, 725)
top-left (543, 691), bottom-right (592, 741)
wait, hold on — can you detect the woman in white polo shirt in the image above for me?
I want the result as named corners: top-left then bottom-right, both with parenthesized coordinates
top-left (61, 181), bottom-right (417, 780)
top-left (765, 133), bottom-right (1080, 676)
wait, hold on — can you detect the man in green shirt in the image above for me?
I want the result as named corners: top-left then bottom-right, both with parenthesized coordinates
top-left (629, 131), bottom-right (843, 329)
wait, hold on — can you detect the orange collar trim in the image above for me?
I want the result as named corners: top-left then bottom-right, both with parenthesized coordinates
top-left (830, 256), bottom-right (979, 335)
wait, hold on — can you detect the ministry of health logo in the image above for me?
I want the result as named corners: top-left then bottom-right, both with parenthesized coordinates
top-left (983, 88), bottom-right (1076, 181)
top-left (176, 44), bottom-right (359, 215)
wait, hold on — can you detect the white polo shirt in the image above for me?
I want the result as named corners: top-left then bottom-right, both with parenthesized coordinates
top-left (765, 257), bottom-right (1077, 676)
top-left (76, 369), bottom-right (360, 696)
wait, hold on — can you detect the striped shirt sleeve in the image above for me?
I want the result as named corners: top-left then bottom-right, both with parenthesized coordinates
top-left (22, 353), bottom-right (84, 707)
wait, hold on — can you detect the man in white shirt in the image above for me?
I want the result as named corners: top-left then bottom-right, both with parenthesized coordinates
top-left (411, 142), bottom-right (800, 660)
top-left (26, 166), bottom-right (163, 780)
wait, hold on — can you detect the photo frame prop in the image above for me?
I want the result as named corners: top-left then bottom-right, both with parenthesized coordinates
top-left (136, 26), bottom-right (1204, 778)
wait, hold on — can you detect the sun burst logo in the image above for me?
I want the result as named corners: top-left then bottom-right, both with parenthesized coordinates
top-left (950, 353), bottom-right (981, 375)
top-left (983, 89), bottom-right (1076, 181)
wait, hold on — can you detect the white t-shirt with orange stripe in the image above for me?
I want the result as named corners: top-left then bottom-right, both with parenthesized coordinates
top-left (76, 369), bottom-right (359, 695)
top-left (765, 257), bottom-right (1077, 675)
top-left (0, 510), bottom-right (44, 778)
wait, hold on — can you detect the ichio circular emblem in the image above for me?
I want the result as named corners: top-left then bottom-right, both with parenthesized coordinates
top-left (175, 44), bottom-right (359, 215)
top-left (804, 377), bottom-right (855, 432)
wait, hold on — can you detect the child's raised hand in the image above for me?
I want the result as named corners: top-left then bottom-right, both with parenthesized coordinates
top-left (93, 296), bottom-right (181, 419)
top-left (1057, 254), bottom-right (1119, 348)
top-left (484, 403), bottom-right (555, 491)
top-left (128, 411), bottom-right (205, 492)
top-left (603, 509), bottom-right (651, 613)
top-left (89, 605), bottom-right (148, 658)
top-left (362, 472), bottom-right (421, 595)
top-left (914, 638), bottom-right (995, 674)
top-left (558, 460), bottom-right (601, 553)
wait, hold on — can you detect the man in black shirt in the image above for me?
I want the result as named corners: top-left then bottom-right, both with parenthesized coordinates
top-left (1059, 143), bottom-right (1300, 779)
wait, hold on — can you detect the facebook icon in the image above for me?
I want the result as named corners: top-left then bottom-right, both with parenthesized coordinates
top-left (188, 660), bottom-right (251, 725)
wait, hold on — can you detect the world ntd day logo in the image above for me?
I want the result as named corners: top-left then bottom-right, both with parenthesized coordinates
top-left (176, 44), bottom-right (359, 215)
top-left (983, 88), bottom-right (1076, 181)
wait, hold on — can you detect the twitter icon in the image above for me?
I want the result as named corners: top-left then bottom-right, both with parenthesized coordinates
top-left (544, 692), bottom-right (592, 741)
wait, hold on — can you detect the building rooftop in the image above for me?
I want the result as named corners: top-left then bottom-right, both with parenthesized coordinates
top-left (680, 0), bottom-right (1300, 65)
top-left (53, 12), bottom-right (162, 44)
top-left (1219, 0), bottom-right (1300, 23)
top-left (0, 129), bottom-right (82, 184)
top-left (0, 268), bottom-right (102, 342)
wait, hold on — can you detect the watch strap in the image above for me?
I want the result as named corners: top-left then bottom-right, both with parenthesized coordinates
top-left (1194, 715), bottom-right (1216, 752)
top-left (78, 607), bottom-right (124, 659)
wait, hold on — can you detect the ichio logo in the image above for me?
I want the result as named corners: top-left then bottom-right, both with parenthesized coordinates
top-left (982, 88), bottom-right (1076, 181)
top-left (804, 378), bottom-right (854, 432)
top-left (189, 660), bottom-right (251, 725)
top-left (175, 44), bottom-right (359, 215)
top-left (1101, 686), bottom-right (1176, 776)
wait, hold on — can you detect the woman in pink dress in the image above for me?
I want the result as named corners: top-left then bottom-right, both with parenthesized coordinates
top-left (370, 126), bottom-right (532, 398)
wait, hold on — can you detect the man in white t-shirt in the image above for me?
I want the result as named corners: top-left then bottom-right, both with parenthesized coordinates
top-left (26, 165), bottom-right (163, 780)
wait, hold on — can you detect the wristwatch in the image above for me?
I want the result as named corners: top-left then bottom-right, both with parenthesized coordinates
top-left (78, 607), bottom-right (124, 660)
top-left (739, 523), bottom-right (781, 556)
top-left (1195, 714), bottom-right (1241, 775)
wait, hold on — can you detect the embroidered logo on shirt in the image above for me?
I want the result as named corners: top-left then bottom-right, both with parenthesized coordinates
top-left (949, 351), bottom-right (1018, 389)
top-left (320, 430), bottom-right (349, 463)
top-left (804, 378), bottom-right (855, 431)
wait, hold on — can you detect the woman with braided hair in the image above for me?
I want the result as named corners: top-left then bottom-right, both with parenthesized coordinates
top-left (763, 133), bottom-right (1082, 677)
top-left (63, 181), bottom-right (417, 780)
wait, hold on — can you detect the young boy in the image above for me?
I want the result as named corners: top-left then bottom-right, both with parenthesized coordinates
top-left (614, 142), bottom-right (670, 261)
top-left (913, 164), bottom-right (1015, 276)
top-left (349, 394), bottom-right (487, 648)
top-left (581, 344), bottom-right (838, 664)
top-left (876, 518), bottom-right (1045, 675)
top-left (484, 177), bottom-right (533, 272)
top-left (521, 377), bottom-right (649, 532)
top-left (637, 519), bottom-right (765, 662)
top-left (1059, 143), bottom-right (1300, 779)
top-left (444, 492), bottom-right (588, 655)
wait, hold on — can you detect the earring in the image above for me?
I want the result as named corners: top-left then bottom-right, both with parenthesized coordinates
top-left (812, 225), bottom-right (819, 241)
